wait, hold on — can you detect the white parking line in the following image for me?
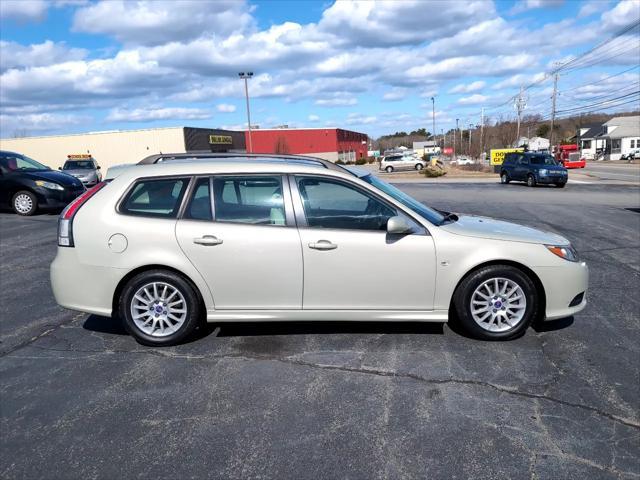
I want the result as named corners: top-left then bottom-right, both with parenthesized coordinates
top-left (569, 179), bottom-right (594, 184)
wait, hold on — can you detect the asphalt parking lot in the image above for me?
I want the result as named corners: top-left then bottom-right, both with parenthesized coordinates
top-left (1, 181), bottom-right (639, 479)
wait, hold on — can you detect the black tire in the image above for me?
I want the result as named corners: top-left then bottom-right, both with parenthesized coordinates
top-left (12, 190), bottom-right (38, 216)
top-left (385, 166), bottom-right (394, 173)
top-left (556, 182), bottom-right (566, 188)
top-left (453, 265), bottom-right (538, 340)
top-left (500, 171), bottom-right (510, 184)
top-left (527, 174), bottom-right (536, 187)
top-left (415, 163), bottom-right (424, 171)
top-left (119, 269), bottom-right (203, 346)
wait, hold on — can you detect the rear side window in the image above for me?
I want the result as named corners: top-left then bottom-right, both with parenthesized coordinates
top-left (120, 178), bottom-right (188, 218)
top-left (212, 176), bottom-right (285, 225)
top-left (185, 177), bottom-right (212, 221)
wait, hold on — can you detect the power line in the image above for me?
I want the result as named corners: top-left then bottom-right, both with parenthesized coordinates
top-left (559, 65), bottom-right (640, 93)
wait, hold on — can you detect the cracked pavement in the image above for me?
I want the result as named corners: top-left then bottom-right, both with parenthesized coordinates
top-left (1, 182), bottom-right (639, 479)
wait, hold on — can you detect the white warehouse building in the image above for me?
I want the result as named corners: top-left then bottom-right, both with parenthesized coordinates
top-left (0, 126), bottom-right (246, 170)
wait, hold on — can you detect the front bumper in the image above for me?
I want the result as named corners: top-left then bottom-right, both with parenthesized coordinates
top-left (34, 186), bottom-right (85, 209)
top-left (535, 261), bottom-right (589, 320)
top-left (536, 174), bottom-right (567, 184)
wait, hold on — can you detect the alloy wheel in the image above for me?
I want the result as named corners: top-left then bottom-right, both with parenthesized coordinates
top-left (469, 277), bottom-right (527, 332)
top-left (130, 282), bottom-right (188, 337)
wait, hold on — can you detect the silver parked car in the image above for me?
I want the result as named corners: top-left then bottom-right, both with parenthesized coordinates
top-left (51, 155), bottom-right (588, 346)
top-left (379, 153), bottom-right (425, 173)
top-left (60, 157), bottom-right (102, 186)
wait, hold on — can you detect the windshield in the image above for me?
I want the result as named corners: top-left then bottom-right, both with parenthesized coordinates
top-left (0, 154), bottom-right (49, 172)
top-left (63, 160), bottom-right (94, 169)
top-left (530, 155), bottom-right (558, 166)
top-left (360, 174), bottom-right (446, 225)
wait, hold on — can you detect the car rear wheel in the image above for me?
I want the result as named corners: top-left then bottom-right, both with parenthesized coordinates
top-left (119, 269), bottom-right (202, 346)
top-left (385, 166), bottom-right (394, 173)
top-left (415, 163), bottom-right (424, 171)
top-left (12, 191), bottom-right (37, 216)
top-left (453, 265), bottom-right (538, 340)
top-left (527, 174), bottom-right (536, 187)
top-left (500, 172), bottom-right (510, 184)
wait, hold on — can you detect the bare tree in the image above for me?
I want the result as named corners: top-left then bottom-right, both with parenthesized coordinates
top-left (12, 129), bottom-right (29, 138)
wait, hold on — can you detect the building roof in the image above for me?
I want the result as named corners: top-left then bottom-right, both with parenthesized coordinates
top-left (580, 125), bottom-right (604, 139)
top-left (0, 126), bottom-right (240, 141)
top-left (601, 116), bottom-right (640, 139)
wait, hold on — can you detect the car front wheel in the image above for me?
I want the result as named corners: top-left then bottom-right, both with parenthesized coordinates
top-left (385, 166), bottom-right (394, 173)
top-left (119, 269), bottom-right (202, 346)
top-left (453, 265), bottom-right (538, 340)
top-left (12, 191), bottom-right (38, 216)
top-left (415, 163), bottom-right (424, 170)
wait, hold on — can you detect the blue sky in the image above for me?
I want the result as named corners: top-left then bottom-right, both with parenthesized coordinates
top-left (0, 0), bottom-right (638, 139)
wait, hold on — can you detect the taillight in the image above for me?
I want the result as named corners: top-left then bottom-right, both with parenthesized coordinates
top-left (58, 182), bottom-right (107, 247)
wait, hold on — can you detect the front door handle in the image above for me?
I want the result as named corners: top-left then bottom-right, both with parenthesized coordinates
top-left (309, 240), bottom-right (337, 251)
top-left (194, 235), bottom-right (223, 246)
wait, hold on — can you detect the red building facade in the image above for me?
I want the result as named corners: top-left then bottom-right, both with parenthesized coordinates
top-left (245, 128), bottom-right (368, 162)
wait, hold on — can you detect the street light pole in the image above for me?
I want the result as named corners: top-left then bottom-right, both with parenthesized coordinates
top-left (469, 123), bottom-right (472, 156)
top-left (239, 72), bottom-right (254, 153)
top-left (430, 96), bottom-right (436, 145)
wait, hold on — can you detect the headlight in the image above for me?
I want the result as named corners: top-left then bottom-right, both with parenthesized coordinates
top-left (538, 169), bottom-right (548, 175)
top-left (546, 244), bottom-right (578, 262)
top-left (35, 180), bottom-right (64, 191)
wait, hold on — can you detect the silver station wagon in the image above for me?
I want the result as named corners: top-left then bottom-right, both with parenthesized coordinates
top-left (50, 155), bottom-right (588, 346)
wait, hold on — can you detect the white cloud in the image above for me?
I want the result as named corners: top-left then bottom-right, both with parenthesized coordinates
top-left (308, 114), bottom-right (320, 122)
top-left (0, 112), bottom-right (88, 136)
top-left (492, 72), bottom-right (547, 90)
top-left (0, 40), bottom-right (87, 72)
top-left (382, 88), bottom-right (407, 101)
top-left (346, 113), bottom-right (377, 125)
top-left (216, 103), bottom-right (236, 113)
top-left (314, 93), bottom-right (358, 107)
top-left (106, 107), bottom-right (212, 122)
top-left (601, 0), bottom-right (640, 30)
top-left (318, 0), bottom-right (496, 47)
top-left (0, 0), bottom-right (48, 22)
top-left (510, 0), bottom-right (564, 15)
top-left (72, 0), bottom-right (255, 46)
top-left (449, 81), bottom-right (486, 94)
top-left (457, 94), bottom-right (489, 105)
top-left (578, 0), bottom-right (612, 18)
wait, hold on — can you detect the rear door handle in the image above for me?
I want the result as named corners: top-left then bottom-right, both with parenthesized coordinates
top-left (309, 240), bottom-right (337, 251)
top-left (194, 235), bottom-right (223, 246)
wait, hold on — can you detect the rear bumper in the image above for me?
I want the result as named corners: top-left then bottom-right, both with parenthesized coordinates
top-left (50, 248), bottom-right (122, 317)
top-left (535, 261), bottom-right (589, 320)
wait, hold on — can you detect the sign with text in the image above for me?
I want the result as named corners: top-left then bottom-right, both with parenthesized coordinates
top-left (209, 135), bottom-right (233, 145)
top-left (490, 148), bottom-right (524, 166)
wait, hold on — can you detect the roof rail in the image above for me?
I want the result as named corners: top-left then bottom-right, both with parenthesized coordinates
top-left (137, 152), bottom-right (351, 173)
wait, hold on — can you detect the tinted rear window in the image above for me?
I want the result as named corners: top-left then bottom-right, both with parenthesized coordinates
top-left (121, 178), bottom-right (188, 218)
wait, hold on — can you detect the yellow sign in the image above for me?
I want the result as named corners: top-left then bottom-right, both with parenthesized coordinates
top-left (490, 148), bottom-right (524, 166)
top-left (68, 154), bottom-right (92, 159)
top-left (209, 135), bottom-right (233, 145)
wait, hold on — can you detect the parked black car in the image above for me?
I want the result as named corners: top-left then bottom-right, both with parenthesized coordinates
top-left (0, 151), bottom-right (85, 215)
top-left (500, 152), bottom-right (568, 188)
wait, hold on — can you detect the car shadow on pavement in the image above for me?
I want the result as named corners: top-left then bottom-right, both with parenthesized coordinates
top-left (531, 316), bottom-right (574, 333)
top-left (83, 315), bottom-right (128, 335)
top-left (215, 321), bottom-right (444, 337)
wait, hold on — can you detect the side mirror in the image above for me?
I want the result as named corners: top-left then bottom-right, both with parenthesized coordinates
top-left (58, 167), bottom-right (62, 170)
top-left (387, 216), bottom-right (414, 235)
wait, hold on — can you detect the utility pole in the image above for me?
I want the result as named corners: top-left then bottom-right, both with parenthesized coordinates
top-left (239, 72), bottom-right (254, 153)
top-left (549, 71), bottom-right (559, 151)
top-left (480, 107), bottom-right (485, 160)
top-left (468, 123), bottom-right (472, 156)
top-left (430, 97), bottom-right (436, 146)
top-left (440, 128), bottom-right (444, 149)
top-left (514, 85), bottom-right (527, 145)
top-left (455, 118), bottom-right (459, 159)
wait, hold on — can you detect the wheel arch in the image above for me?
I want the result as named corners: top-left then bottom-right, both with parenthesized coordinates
top-left (450, 259), bottom-right (546, 318)
top-left (112, 264), bottom-right (207, 318)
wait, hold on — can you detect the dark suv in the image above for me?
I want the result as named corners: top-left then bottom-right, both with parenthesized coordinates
top-left (500, 152), bottom-right (568, 188)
